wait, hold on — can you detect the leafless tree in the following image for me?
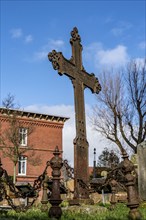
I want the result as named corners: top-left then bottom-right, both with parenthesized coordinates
top-left (0, 94), bottom-right (41, 184)
top-left (92, 60), bottom-right (146, 154)
top-left (2, 93), bottom-right (19, 109)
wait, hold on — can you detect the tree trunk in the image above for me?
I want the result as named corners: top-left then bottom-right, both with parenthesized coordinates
top-left (13, 163), bottom-right (16, 184)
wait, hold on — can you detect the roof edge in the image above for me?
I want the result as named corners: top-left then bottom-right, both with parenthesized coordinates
top-left (0, 107), bottom-right (69, 123)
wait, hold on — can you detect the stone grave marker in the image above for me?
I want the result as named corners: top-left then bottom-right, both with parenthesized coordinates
top-left (137, 141), bottom-right (146, 201)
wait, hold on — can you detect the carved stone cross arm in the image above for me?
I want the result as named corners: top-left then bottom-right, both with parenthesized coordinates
top-left (48, 50), bottom-right (101, 94)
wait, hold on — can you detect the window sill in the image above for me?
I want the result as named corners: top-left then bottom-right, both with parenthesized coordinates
top-left (19, 145), bottom-right (28, 148)
top-left (18, 174), bottom-right (27, 176)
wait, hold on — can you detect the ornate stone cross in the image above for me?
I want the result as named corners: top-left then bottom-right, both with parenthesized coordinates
top-left (48, 27), bottom-right (101, 200)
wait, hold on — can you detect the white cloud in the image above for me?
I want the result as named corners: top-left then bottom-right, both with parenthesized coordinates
top-left (96, 45), bottom-right (129, 68)
top-left (33, 39), bottom-right (64, 61)
top-left (111, 21), bottom-right (132, 37)
top-left (25, 35), bottom-right (33, 43)
top-left (48, 39), bottom-right (64, 50)
top-left (10, 28), bottom-right (33, 44)
top-left (33, 51), bottom-right (48, 61)
top-left (10, 28), bottom-right (22, 38)
top-left (84, 42), bottom-right (102, 61)
top-left (24, 104), bottom-right (107, 166)
top-left (111, 28), bottom-right (123, 37)
top-left (134, 58), bottom-right (145, 66)
top-left (24, 104), bottom-right (72, 118)
top-left (83, 42), bottom-right (103, 72)
top-left (84, 43), bottom-right (129, 71)
top-left (138, 41), bottom-right (146, 50)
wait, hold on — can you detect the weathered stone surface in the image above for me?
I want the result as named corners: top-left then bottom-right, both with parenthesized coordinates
top-left (137, 141), bottom-right (146, 201)
top-left (90, 192), bottom-right (102, 204)
top-left (62, 204), bottom-right (107, 214)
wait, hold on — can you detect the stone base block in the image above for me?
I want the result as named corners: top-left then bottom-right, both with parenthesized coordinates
top-left (69, 198), bottom-right (94, 206)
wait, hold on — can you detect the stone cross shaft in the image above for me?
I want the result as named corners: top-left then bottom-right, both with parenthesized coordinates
top-left (48, 27), bottom-right (101, 199)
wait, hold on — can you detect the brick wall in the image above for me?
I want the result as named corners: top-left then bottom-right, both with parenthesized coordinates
top-left (0, 109), bottom-right (67, 184)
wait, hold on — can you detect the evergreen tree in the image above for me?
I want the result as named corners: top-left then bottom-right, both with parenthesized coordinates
top-left (97, 147), bottom-right (120, 168)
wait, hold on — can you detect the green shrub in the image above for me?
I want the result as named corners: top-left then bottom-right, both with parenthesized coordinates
top-left (60, 200), bottom-right (69, 207)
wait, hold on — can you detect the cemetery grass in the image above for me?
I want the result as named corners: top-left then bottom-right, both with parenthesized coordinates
top-left (0, 203), bottom-right (146, 220)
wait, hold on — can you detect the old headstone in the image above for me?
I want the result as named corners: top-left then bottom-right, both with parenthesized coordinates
top-left (48, 27), bottom-right (101, 201)
top-left (137, 141), bottom-right (146, 201)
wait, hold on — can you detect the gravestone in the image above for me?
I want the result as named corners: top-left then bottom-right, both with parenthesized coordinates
top-left (137, 141), bottom-right (146, 201)
top-left (48, 27), bottom-right (101, 201)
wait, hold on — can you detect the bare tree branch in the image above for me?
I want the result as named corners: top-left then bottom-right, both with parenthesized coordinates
top-left (91, 60), bottom-right (146, 154)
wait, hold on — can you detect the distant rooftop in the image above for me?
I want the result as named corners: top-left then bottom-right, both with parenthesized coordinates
top-left (0, 107), bottom-right (69, 123)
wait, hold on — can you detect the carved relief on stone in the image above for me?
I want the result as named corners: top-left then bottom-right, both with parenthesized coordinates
top-left (70, 27), bottom-right (81, 43)
top-left (48, 50), bottom-right (62, 70)
top-left (94, 77), bottom-right (102, 94)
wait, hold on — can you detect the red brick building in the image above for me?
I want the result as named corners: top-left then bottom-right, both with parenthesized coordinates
top-left (0, 107), bottom-right (68, 185)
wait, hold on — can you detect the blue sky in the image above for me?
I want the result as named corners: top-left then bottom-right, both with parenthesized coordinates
top-left (1, 0), bottom-right (146, 165)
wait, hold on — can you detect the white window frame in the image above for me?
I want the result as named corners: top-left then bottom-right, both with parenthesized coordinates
top-left (19, 128), bottom-right (28, 146)
top-left (18, 156), bottom-right (27, 175)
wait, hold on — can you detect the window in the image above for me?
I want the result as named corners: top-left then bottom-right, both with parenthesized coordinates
top-left (19, 128), bottom-right (27, 146)
top-left (18, 156), bottom-right (27, 175)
